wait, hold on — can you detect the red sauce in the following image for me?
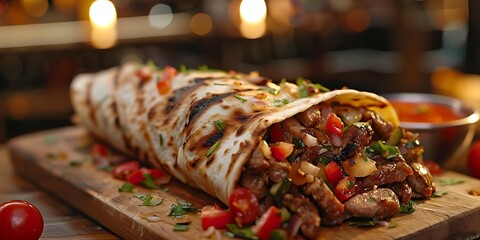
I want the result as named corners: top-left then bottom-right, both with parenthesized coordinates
top-left (390, 101), bottom-right (464, 123)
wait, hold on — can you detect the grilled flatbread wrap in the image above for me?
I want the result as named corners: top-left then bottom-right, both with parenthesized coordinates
top-left (71, 62), bottom-right (434, 237)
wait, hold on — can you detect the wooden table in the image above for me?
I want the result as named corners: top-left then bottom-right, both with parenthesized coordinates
top-left (0, 145), bottom-right (119, 239)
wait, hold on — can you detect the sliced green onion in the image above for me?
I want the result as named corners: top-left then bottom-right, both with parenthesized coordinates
top-left (234, 94), bottom-right (247, 103)
top-left (213, 120), bottom-right (226, 131)
top-left (205, 141), bottom-right (220, 157)
top-left (159, 134), bottom-right (164, 146)
top-left (179, 64), bottom-right (187, 72)
top-left (173, 224), bottom-right (190, 231)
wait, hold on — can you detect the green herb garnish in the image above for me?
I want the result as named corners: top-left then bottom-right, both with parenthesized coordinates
top-left (439, 178), bottom-right (465, 186)
top-left (134, 193), bottom-right (163, 206)
top-left (366, 140), bottom-right (400, 159)
top-left (213, 120), bottom-right (226, 131)
top-left (169, 200), bottom-right (199, 216)
top-left (273, 98), bottom-right (290, 107)
top-left (347, 218), bottom-right (379, 227)
top-left (159, 134), bottom-right (164, 146)
top-left (431, 190), bottom-right (447, 198)
top-left (141, 173), bottom-right (159, 189)
top-left (388, 222), bottom-right (398, 228)
top-left (405, 140), bottom-right (420, 149)
top-left (234, 94), bottom-right (247, 103)
top-left (69, 160), bottom-right (83, 167)
top-left (205, 141), bottom-right (220, 157)
top-left (179, 64), bottom-right (188, 73)
top-left (46, 152), bottom-right (57, 160)
top-left (399, 200), bottom-right (416, 214)
top-left (226, 224), bottom-right (258, 240)
top-left (173, 224), bottom-right (190, 231)
top-left (119, 182), bottom-right (135, 193)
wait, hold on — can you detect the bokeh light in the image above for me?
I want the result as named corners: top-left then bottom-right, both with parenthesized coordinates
top-left (346, 8), bottom-right (370, 32)
top-left (190, 13), bottom-right (213, 36)
top-left (89, 0), bottom-right (117, 28)
top-left (21, 0), bottom-right (48, 17)
top-left (239, 0), bottom-right (267, 24)
top-left (149, 4), bottom-right (173, 29)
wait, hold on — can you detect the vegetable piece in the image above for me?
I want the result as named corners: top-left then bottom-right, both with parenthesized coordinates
top-left (347, 217), bottom-right (379, 227)
top-left (91, 143), bottom-right (108, 159)
top-left (300, 161), bottom-right (320, 177)
top-left (213, 120), bottom-right (226, 131)
top-left (325, 162), bottom-right (343, 187)
top-left (135, 65), bottom-right (153, 81)
top-left (226, 224), bottom-right (258, 240)
top-left (269, 178), bottom-right (292, 206)
top-left (169, 200), bottom-right (199, 217)
top-left (326, 113), bottom-right (344, 138)
top-left (269, 229), bottom-right (288, 240)
top-left (399, 200), bottom-right (416, 214)
top-left (423, 160), bottom-right (442, 175)
top-left (335, 107), bottom-right (362, 126)
top-left (206, 141), bottom-right (220, 157)
top-left (269, 124), bottom-right (285, 142)
top-left (366, 141), bottom-right (400, 159)
top-left (0, 200), bottom-right (44, 240)
top-left (229, 188), bottom-right (260, 226)
top-left (157, 65), bottom-right (177, 94)
top-left (278, 207), bottom-right (291, 223)
top-left (386, 127), bottom-right (403, 146)
top-left (334, 176), bottom-right (357, 202)
top-left (201, 205), bottom-right (233, 230)
top-left (468, 141), bottom-right (480, 178)
top-left (438, 178), bottom-right (464, 186)
top-left (173, 224), bottom-right (189, 231)
top-left (133, 193), bottom-right (163, 206)
top-left (252, 206), bottom-right (282, 240)
top-left (270, 142), bottom-right (294, 161)
top-left (341, 155), bottom-right (377, 177)
top-left (112, 161), bottom-right (140, 180)
top-left (127, 168), bottom-right (165, 187)
top-left (118, 182), bottom-right (135, 192)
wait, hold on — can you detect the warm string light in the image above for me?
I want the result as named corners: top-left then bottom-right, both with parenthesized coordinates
top-left (89, 0), bottom-right (117, 49)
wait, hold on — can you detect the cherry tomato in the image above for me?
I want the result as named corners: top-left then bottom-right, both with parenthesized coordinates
top-left (135, 66), bottom-right (153, 81)
top-left (112, 161), bottom-right (140, 180)
top-left (127, 168), bottom-right (165, 185)
top-left (91, 143), bottom-right (108, 159)
top-left (252, 206), bottom-right (282, 240)
top-left (156, 65), bottom-right (177, 94)
top-left (334, 176), bottom-right (357, 202)
top-left (326, 113), bottom-right (344, 138)
top-left (228, 188), bottom-right (260, 226)
top-left (201, 205), bottom-right (233, 230)
top-left (325, 161), bottom-right (343, 187)
top-left (0, 200), bottom-right (44, 240)
top-left (270, 142), bottom-right (294, 161)
top-left (269, 124), bottom-right (285, 142)
top-left (468, 141), bottom-right (480, 178)
top-left (423, 160), bottom-right (442, 176)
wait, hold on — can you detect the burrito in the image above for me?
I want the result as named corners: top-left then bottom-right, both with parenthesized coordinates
top-left (71, 62), bottom-right (435, 238)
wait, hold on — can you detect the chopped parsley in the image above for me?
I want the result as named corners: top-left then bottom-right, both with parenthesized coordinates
top-left (159, 134), bottom-right (164, 146)
top-left (347, 218), bottom-right (379, 227)
top-left (399, 200), bottom-right (416, 214)
top-left (205, 141), bottom-right (220, 157)
top-left (133, 193), bottom-right (163, 206)
top-left (179, 64), bottom-right (188, 73)
top-left (46, 152), bottom-right (57, 160)
top-left (388, 222), bottom-right (398, 228)
top-left (366, 140), bottom-right (400, 159)
top-left (258, 86), bottom-right (279, 95)
top-left (69, 160), bottom-right (83, 167)
top-left (439, 178), bottom-right (465, 186)
top-left (141, 173), bottom-right (159, 189)
top-left (273, 98), bottom-right (290, 107)
top-left (296, 77), bottom-right (330, 98)
top-left (213, 120), bottom-right (226, 131)
top-left (173, 224), bottom-right (189, 231)
top-left (431, 190), bottom-right (447, 198)
top-left (234, 94), bottom-right (247, 103)
top-left (169, 200), bottom-right (199, 217)
top-left (226, 224), bottom-right (258, 240)
top-left (119, 182), bottom-right (135, 193)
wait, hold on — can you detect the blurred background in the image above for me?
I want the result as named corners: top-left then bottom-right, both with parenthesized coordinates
top-left (0, 0), bottom-right (479, 142)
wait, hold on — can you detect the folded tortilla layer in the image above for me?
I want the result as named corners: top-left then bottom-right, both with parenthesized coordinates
top-left (71, 62), bottom-right (399, 204)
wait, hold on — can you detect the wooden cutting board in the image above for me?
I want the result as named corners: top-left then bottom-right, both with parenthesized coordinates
top-left (8, 126), bottom-right (480, 240)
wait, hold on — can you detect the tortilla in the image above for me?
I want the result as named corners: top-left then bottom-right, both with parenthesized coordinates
top-left (71, 62), bottom-right (400, 204)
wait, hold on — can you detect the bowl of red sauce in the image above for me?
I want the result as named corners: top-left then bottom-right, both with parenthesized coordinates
top-left (385, 93), bottom-right (479, 167)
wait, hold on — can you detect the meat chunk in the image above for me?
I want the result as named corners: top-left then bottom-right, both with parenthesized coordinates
top-left (407, 162), bottom-right (436, 197)
top-left (268, 160), bottom-right (290, 183)
top-left (239, 171), bottom-right (269, 199)
top-left (357, 161), bottom-right (413, 190)
top-left (295, 105), bottom-right (322, 128)
top-left (302, 178), bottom-right (346, 226)
top-left (282, 194), bottom-right (321, 239)
top-left (386, 182), bottom-right (412, 204)
top-left (362, 111), bottom-right (394, 140)
top-left (345, 188), bottom-right (400, 219)
top-left (332, 124), bottom-right (373, 161)
top-left (398, 129), bottom-right (424, 164)
top-left (245, 144), bottom-right (269, 171)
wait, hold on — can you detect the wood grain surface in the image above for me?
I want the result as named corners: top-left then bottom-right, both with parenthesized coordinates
top-left (7, 126), bottom-right (480, 240)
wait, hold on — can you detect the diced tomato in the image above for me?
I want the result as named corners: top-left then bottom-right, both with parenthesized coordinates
top-left (127, 168), bottom-right (164, 185)
top-left (269, 124), bottom-right (285, 142)
top-left (228, 188), bottom-right (260, 226)
top-left (156, 65), bottom-right (177, 95)
top-left (326, 113), bottom-right (344, 138)
top-left (135, 66), bottom-right (153, 81)
top-left (270, 142), bottom-right (294, 161)
top-left (423, 160), bottom-right (442, 175)
top-left (201, 205), bottom-right (233, 230)
top-left (91, 143), bottom-right (108, 159)
top-left (334, 176), bottom-right (357, 202)
top-left (325, 162), bottom-right (343, 187)
top-left (112, 161), bottom-right (140, 180)
top-left (252, 206), bottom-right (282, 240)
